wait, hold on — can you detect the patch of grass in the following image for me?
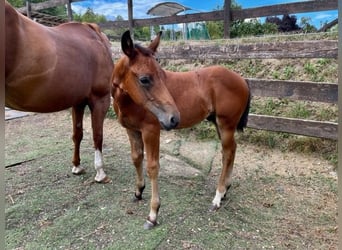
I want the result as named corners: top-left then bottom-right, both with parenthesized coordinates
top-left (106, 105), bottom-right (117, 119)
top-left (282, 65), bottom-right (295, 80)
top-left (288, 102), bottom-right (311, 118)
top-left (237, 128), bottom-right (337, 168)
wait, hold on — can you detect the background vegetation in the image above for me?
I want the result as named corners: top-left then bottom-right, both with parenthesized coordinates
top-left (8, 0), bottom-right (322, 41)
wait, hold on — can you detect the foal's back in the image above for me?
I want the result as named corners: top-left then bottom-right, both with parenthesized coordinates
top-left (163, 66), bottom-right (249, 128)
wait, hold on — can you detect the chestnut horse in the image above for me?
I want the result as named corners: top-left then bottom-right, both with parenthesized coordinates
top-left (5, 3), bottom-right (113, 183)
top-left (112, 30), bottom-right (251, 229)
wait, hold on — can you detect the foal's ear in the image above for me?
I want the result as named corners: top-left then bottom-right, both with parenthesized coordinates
top-left (121, 30), bottom-right (136, 59)
top-left (149, 31), bottom-right (162, 53)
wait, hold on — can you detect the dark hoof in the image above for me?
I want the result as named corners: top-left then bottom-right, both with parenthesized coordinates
top-left (209, 204), bottom-right (220, 212)
top-left (143, 220), bottom-right (158, 230)
top-left (132, 194), bottom-right (142, 202)
top-left (133, 185), bottom-right (145, 202)
top-left (132, 193), bottom-right (143, 202)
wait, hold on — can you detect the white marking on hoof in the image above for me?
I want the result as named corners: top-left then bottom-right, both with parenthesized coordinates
top-left (72, 165), bottom-right (85, 175)
top-left (212, 190), bottom-right (225, 209)
top-left (94, 150), bottom-right (108, 182)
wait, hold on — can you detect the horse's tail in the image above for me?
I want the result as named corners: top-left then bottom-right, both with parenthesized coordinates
top-left (237, 79), bottom-right (251, 132)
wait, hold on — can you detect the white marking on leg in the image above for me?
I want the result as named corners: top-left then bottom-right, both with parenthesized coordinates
top-left (212, 189), bottom-right (225, 208)
top-left (72, 165), bottom-right (85, 174)
top-left (148, 210), bottom-right (157, 223)
top-left (94, 149), bottom-right (106, 182)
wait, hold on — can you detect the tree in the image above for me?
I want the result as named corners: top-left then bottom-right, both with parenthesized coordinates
top-left (7, 0), bottom-right (67, 19)
top-left (207, 2), bottom-right (278, 39)
top-left (73, 8), bottom-right (107, 23)
top-left (266, 14), bottom-right (301, 32)
top-left (230, 19), bottom-right (277, 38)
top-left (7, 0), bottom-right (24, 8)
top-left (300, 17), bottom-right (317, 33)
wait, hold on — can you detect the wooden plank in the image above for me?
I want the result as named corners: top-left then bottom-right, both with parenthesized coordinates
top-left (233, 0), bottom-right (338, 19)
top-left (149, 40), bottom-right (337, 59)
top-left (248, 79), bottom-right (338, 104)
top-left (247, 114), bottom-right (338, 140)
top-left (18, 0), bottom-right (84, 12)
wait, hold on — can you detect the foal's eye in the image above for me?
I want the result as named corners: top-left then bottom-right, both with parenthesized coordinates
top-left (139, 76), bottom-right (152, 87)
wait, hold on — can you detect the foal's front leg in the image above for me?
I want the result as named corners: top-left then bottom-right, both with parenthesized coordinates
top-left (126, 129), bottom-right (145, 200)
top-left (141, 128), bottom-right (161, 229)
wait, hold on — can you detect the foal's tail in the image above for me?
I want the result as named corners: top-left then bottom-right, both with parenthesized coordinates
top-left (237, 79), bottom-right (251, 132)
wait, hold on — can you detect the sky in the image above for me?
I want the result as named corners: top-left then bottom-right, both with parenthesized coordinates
top-left (71, 0), bottom-right (338, 29)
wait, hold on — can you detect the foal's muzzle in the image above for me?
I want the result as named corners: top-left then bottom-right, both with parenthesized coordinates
top-left (147, 103), bottom-right (180, 131)
top-left (162, 114), bottom-right (180, 131)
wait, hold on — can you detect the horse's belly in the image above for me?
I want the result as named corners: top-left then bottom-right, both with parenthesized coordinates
top-left (5, 86), bottom-right (87, 112)
top-left (177, 109), bottom-right (209, 129)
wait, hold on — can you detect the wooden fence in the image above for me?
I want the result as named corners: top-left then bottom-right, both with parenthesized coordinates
top-left (99, 0), bottom-right (338, 38)
top-left (111, 39), bottom-right (338, 140)
top-left (106, 0), bottom-right (338, 140)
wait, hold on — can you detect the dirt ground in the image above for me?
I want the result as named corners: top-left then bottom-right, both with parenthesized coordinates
top-left (5, 110), bottom-right (337, 249)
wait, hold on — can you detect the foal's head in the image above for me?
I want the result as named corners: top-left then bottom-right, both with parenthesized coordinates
top-left (113, 30), bottom-right (180, 130)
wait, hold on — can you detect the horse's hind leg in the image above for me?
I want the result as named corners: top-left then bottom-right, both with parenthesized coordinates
top-left (126, 129), bottom-right (145, 201)
top-left (89, 96), bottom-right (110, 183)
top-left (211, 123), bottom-right (236, 211)
top-left (71, 104), bottom-right (86, 175)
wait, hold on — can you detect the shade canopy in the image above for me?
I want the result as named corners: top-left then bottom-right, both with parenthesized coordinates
top-left (147, 2), bottom-right (191, 17)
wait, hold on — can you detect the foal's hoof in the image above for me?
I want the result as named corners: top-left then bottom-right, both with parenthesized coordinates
top-left (209, 204), bottom-right (220, 212)
top-left (132, 193), bottom-right (143, 202)
top-left (143, 220), bottom-right (158, 230)
top-left (72, 166), bottom-right (86, 175)
top-left (95, 176), bottom-right (111, 184)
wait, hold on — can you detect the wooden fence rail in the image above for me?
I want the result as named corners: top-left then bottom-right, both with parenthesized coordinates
top-left (111, 40), bottom-right (338, 60)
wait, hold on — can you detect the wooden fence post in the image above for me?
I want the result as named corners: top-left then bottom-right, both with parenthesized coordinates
top-left (67, 0), bottom-right (73, 21)
top-left (224, 0), bottom-right (231, 38)
top-left (128, 0), bottom-right (134, 39)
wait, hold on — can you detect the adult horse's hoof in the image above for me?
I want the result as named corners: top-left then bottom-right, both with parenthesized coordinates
top-left (143, 220), bottom-right (158, 230)
top-left (72, 166), bottom-right (86, 175)
top-left (96, 175), bottom-right (111, 184)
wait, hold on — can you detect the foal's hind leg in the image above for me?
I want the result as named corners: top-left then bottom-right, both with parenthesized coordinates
top-left (89, 96), bottom-right (110, 183)
top-left (71, 104), bottom-right (86, 175)
top-left (211, 124), bottom-right (237, 211)
top-left (126, 129), bottom-right (145, 201)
